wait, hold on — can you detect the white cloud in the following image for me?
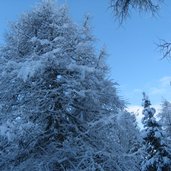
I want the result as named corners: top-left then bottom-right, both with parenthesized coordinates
top-left (149, 76), bottom-right (171, 96)
top-left (121, 76), bottom-right (171, 111)
top-left (159, 76), bottom-right (171, 87)
top-left (127, 105), bottom-right (143, 116)
top-left (127, 105), bottom-right (161, 114)
top-left (150, 87), bottom-right (165, 96)
top-left (127, 104), bottom-right (161, 129)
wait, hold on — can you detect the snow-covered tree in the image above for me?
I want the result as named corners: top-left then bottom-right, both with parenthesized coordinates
top-left (0, 1), bottom-right (141, 170)
top-left (117, 111), bottom-right (142, 153)
top-left (141, 92), bottom-right (171, 171)
top-left (158, 100), bottom-right (171, 141)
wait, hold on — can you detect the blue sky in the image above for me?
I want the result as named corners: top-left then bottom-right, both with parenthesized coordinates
top-left (0, 0), bottom-right (171, 107)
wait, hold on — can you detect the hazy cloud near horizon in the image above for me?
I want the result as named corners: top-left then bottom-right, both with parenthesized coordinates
top-left (123, 76), bottom-right (171, 106)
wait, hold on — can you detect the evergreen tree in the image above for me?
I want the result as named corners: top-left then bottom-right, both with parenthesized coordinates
top-left (0, 1), bottom-right (141, 170)
top-left (141, 92), bottom-right (171, 171)
top-left (158, 100), bottom-right (171, 141)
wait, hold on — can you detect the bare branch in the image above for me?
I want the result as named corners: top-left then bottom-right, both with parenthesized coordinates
top-left (110, 0), bottom-right (163, 23)
top-left (158, 39), bottom-right (171, 59)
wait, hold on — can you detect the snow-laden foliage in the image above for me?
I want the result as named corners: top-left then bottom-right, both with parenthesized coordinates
top-left (141, 93), bottom-right (171, 171)
top-left (158, 100), bottom-right (171, 142)
top-left (0, 1), bottom-right (141, 170)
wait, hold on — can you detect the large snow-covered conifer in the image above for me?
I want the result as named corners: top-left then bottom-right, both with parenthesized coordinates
top-left (0, 1), bottom-right (141, 170)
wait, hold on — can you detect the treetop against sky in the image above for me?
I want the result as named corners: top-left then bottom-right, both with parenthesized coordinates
top-left (0, 0), bottom-right (171, 106)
